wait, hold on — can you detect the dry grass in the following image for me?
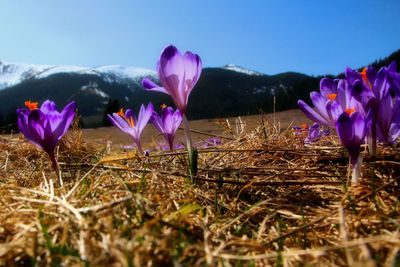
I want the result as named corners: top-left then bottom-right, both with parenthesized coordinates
top-left (0, 113), bottom-right (400, 266)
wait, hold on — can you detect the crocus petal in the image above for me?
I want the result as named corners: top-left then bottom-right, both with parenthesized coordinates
top-left (17, 109), bottom-right (43, 149)
top-left (51, 101), bottom-right (75, 143)
top-left (326, 100), bottom-right (343, 124)
top-left (158, 45), bottom-right (184, 75)
top-left (40, 100), bottom-right (63, 130)
top-left (387, 61), bottom-right (397, 72)
top-left (372, 67), bottom-right (389, 101)
top-left (158, 45), bottom-right (185, 94)
top-left (142, 78), bottom-right (159, 89)
top-left (387, 66), bottom-right (400, 96)
top-left (40, 100), bottom-right (58, 114)
top-left (184, 51), bottom-right (202, 86)
top-left (349, 79), bottom-right (374, 107)
top-left (183, 51), bottom-right (202, 103)
top-left (297, 99), bottom-right (330, 127)
top-left (336, 81), bottom-right (347, 109)
top-left (345, 67), bottom-right (362, 85)
top-left (136, 103), bottom-right (153, 133)
top-left (336, 112), bottom-right (360, 166)
top-left (350, 112), bottom-right (366, 144)
top-left (336, 112), bottom-right (354, 148)
top-left (320, 78), bottom-right (337, 97)
top-left (161, 107), bottom-right (174, 132)
top-left (376, 92), bottom-right (393, 140)
top-left (310, 92), bottom-right (335, 126)
top-left (389, 123), bottom-right (400, 142)
top-left (142, 78), bottom-right (169, 94)
top-left (27, 109), bottom-right (54, 152)
top-left (393, 97), bottom-right (400, 124)
top-left (124, 109), bottom-right (136, 125)
top-left (171, 109), bottom-right (182, 133)
top-left (150, 111), bottom-right (163, 133)
top-left (108, 113), bottom-right (130, 134)
top-left (366, 66), bottom-right (377, 87)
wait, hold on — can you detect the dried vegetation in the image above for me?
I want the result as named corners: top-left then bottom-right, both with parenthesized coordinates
top-left (1, 116), bottom-right (400, 266)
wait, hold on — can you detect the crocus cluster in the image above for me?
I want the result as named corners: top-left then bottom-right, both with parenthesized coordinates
top-left (150, 105), bottom-right (182, 152)
top-left (108, 103), bottom-right (153, 154)
top-left (298, 62), bottom-right (400, 183)
top-left (17, 100), bottom-right (76, 177)
top-left (293, 123), bottom-right (331, 144)
top-left (107, 44), bottom-right (202, 158)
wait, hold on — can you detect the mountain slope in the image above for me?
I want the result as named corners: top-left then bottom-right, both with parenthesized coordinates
top-left (0, 61), bottom-right (157, 90)
top-left (0, 62), bottom-right (310, 127)
top-left (0, 48), bottom-right (398, 129)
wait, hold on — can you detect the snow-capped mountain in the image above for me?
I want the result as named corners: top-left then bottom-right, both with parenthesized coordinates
top-left (0, 59), bottom-right (312, 128)
top-left (222, 64), bottom-right (263, 76)
top-left (0, 60), bottom-right (157, 90)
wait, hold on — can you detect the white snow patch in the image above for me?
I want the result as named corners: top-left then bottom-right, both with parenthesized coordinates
top-left (222, 64), bottom-right (262, 76)
top-left (0, 60), bottom-right (157, 90)
top-left (94, 65), bottom-right (157, 79)
top-left (80, 81), bottom-right (109, 98)
top-left (0, 61), bottom-right (51, 89)
top-left (91, 88), bottom-right (109, 98)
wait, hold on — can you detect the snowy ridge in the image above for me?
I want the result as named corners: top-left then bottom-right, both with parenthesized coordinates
top-left (0, 61), bottom-right (157, 90)
top-left (222, 64), bottom-right (263, 76)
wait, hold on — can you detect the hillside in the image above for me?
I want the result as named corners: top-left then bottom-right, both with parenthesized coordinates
top-left (0, 64), bottom-right (311, 128)
top-left (0, 48), bottom-right (399, 129)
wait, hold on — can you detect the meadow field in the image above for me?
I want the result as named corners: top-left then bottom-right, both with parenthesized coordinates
top-left (82, 109), bottom-right (312, 147)
top-left (0, 109), bottom-right (399, 266)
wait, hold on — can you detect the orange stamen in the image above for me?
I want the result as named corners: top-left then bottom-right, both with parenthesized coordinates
top-left (301, 124), bottom-right (308, 130)
top-left (360, 68), bottom-right (368, 84)
top-left (327, 93), bottom-right (337, 101)
top-left (161, 104), bottom-right (167, 109)
top-left (345, 108), bottom-right (356, 116)
top-left (117, 108), bottom-right (124, 117)
top-left (360, 68), bottom-right (372, 90)
top-left (25, 100), bottom-right (38, 111)
top-left (116, 108), bottom-right (135, 127)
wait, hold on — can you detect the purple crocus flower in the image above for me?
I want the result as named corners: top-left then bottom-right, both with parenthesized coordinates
top-left (16, 100), bottom-right (76, 177)
top-left (174, 143), bottom-right (185, 150)
top-left (347, 66), bottom-right (391, 153)
top-left (376, 94), bottom-right (400, 143)
top-left (108, 103), bottom-right (153, 154)
top-left (298, 77), bottom-right (363, 128)
top-left (345, 66), bottom-right (391, 120)
top-left (142, 45), bottom-right (202, 157)
top-left (387, 61), bottom-right (400, 96)
top-left (142, 45), bottom-right (202, 115)
top-left (198, 137), bottom-right (222, 148)
top-left (335, 111), bottom-right (369, 183)
top-left (305, 123), bottom-right (331, 144)
top-left (150, 106), bottom-right (182, 151)
top-left (298, 78), bottom-right (341, 128)
top-left (293, 123), bottom-right (331, 144)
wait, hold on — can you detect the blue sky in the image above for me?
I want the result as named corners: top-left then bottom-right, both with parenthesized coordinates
top-left (1, 0), bottom-right (399, 75)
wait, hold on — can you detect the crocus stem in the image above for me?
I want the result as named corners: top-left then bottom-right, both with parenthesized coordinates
top-left (48, 151), bottom-right (60, 179)
top-left (182, 114), bottom-right (193, 156)
top-left (135, 140), bottom-right (144, 155)
top-left (370, 114), bottom-right (377, 156)
top-left (351, 154), bottom-right (364, 184)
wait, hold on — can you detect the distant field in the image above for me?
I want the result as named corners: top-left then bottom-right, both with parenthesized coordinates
top-left (82, 108), bottom-right (312, 147)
